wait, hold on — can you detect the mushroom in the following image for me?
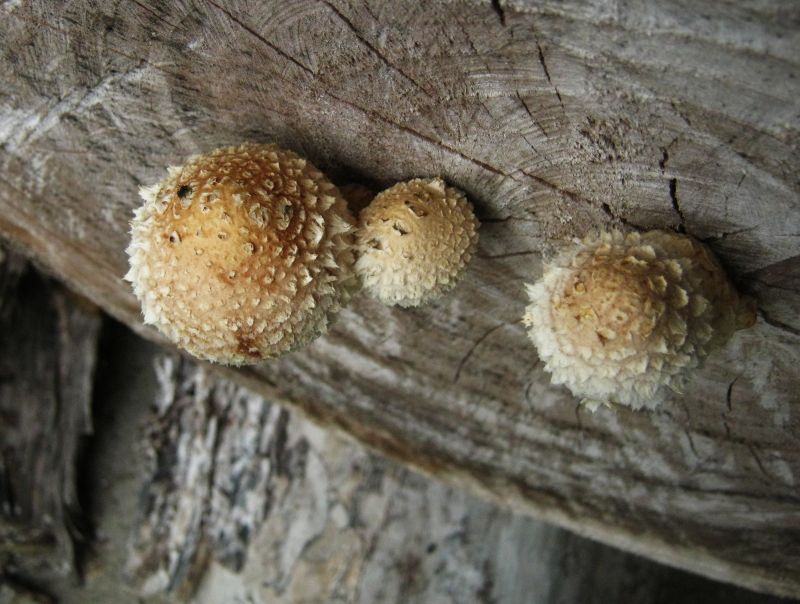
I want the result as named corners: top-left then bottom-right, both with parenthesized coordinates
top-left (354, 178), bottom-right (479, 307)
top-left (125, 142), bottom-right (357, 365)
top-left (523, 229), bottom-right (756, 410)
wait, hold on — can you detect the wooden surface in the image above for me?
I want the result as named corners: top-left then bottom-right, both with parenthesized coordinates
top-left (103, 335), bottom-right (790, 604)
top-left (31, 325), bottom-right (789, 603)
top-left (0, 248), bottom-right (101, 594)
top-left (0, 0), bottom-right (798, 597)
top-left (129, 356), bottom-right (291, 599)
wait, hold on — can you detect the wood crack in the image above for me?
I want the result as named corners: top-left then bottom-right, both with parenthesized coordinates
top-left (324, 91), bottom-right (513, 179)
top-left (520, 168), bottom-right (638, 227)
top-left (699, 225), bottom-right (758, 244)
top-left (658, 137), bottom-right (679, 173)
top-left (725, 376), bottom-right (740, 412)
top-left (130, 0), bottom-right (181, 30)
top-left (516, 91), bottom-right (549, 138)
top-left (536, 41), bottom-right (563, 107)
top-left (321, 1), bottom-right (435, 98)
top-left (684, 429), bottom-right (700, 460)
top-left (669, 178), bottom-right (687, 233)
top-left (326, 95), bottom-right (631, 229)
top-left (749, 277), bottom-right (799, 294)
top-left (660, 138), bottom-right (688, 232)
top-left (454, 323), bottom-right (506, 382)
top-left (205, 0), bottom-right (315, 75)
top-left (659, 147), bottom-right (669, 171)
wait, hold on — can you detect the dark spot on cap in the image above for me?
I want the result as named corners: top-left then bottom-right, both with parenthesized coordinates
top-left (236, 334), bottom-right (261, 357)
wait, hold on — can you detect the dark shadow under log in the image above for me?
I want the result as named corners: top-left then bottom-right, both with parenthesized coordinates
top-left (0, 247), bottom-right (101, 593)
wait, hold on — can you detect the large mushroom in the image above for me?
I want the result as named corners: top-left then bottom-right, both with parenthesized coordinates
top-left (126, 143), bottom-right (356, 365)
top-left (523, 230), bottom-right (756, 410)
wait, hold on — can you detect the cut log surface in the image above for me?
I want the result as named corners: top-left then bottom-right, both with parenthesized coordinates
top-left (0, 0), bottom-right (798, 597)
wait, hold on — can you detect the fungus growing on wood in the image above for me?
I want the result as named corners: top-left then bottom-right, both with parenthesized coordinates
top-left (354, 178), bottom-right (479, 307)
top-left (125, 143), bottom-right (356, 365)
top-left (523, 230), bottom-right (756, 410)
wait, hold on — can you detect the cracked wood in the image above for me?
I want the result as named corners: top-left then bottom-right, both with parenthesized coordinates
top-left (0, 0), bottom-right (799, 598)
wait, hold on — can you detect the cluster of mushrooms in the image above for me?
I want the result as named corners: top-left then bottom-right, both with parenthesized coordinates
top-left (127, 143), bottom-right (754, 411)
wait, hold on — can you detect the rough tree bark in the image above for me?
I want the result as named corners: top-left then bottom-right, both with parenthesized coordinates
top-left (0, 0), bottom-right (798, 598)
top-left (0, 246), bottom-right (101, 599)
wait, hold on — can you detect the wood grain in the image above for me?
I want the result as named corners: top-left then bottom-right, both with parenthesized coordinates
top-left (129, 356), bottom-right (290, 599)
top-left (0, 247), bottom-right (101, 588)
top-left (124, 346), bottom-right (788, 604)
top-left (1, 0), bottom-right (798, 596)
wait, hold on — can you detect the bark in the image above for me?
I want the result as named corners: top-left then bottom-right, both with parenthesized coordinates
top-left (0, 247), bottom-right (101, 591)
top-left (0, 0), bottom-right (798, 597)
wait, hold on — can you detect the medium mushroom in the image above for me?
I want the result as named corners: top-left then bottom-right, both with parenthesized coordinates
top-left (354, 178), bottom-right (479, 307)
top-left (523, 230), bottom-right (756, 410)
top-left (126, 143), bottom-right (356, 365)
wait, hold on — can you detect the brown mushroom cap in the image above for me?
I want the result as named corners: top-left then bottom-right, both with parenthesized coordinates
top-left (125, 143), bottom-right (356, 365)
top-left (523, 230), bottom-right (756, 410)
top-left (354, 178), bottom-right (479, 307)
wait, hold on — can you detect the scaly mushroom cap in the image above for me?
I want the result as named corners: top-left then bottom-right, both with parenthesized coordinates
top-left (354, 178), bottom-right (479, 307)
top-left (523, 230), bottom-right (755, 410)
top-left (125, 143), bottom-right (356, 365)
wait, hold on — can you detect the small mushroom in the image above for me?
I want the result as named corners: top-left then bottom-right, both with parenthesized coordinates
top-left (523, 230), bottom-right (756, 410)
top-left (354, 178), bottom-right (479, 307)
top-left (125, 143), bottom-right (357, 365)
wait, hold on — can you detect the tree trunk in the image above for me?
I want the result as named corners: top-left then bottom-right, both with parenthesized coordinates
top-left (0, 0), bottom-right (798, 597)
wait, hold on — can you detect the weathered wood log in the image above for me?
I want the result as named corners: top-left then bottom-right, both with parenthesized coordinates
top-left (0, 247), bottom-right (101, 589)
top-left (128, 355), bottom-right (289, 599)
top-left (123, 344), bottom-right (789, 603)
top-left (0, 0), bottom-right (798, 597)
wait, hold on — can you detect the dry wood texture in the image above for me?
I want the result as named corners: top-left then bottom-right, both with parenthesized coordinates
top-left (0, 247), bottom-right (101, 592)
top-left (129, 356), bottom-right (290, 598)
top-left (126, 347), bottom-right (789, 603)
top-left (0, 0), bottom-right (798, 597)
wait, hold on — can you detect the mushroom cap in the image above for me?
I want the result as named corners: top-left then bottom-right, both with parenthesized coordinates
top-left (354, 178), bottom-right (479, 307)
top-left (523, 230), bottom-right (755, 410)
top-left (125, 143), bottom-right (356, 365)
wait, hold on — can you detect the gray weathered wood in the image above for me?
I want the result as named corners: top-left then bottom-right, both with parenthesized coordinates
top-left (41, 327), bottom-right (790, 603)
top-left (128, 356), bottom-right (289, 599)
top-left (0, 0), bottom-right (798, 597)
top-left (121, 348), bottom-right (789, 604)
top-left (0, 246), bottom-right (101, 590)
